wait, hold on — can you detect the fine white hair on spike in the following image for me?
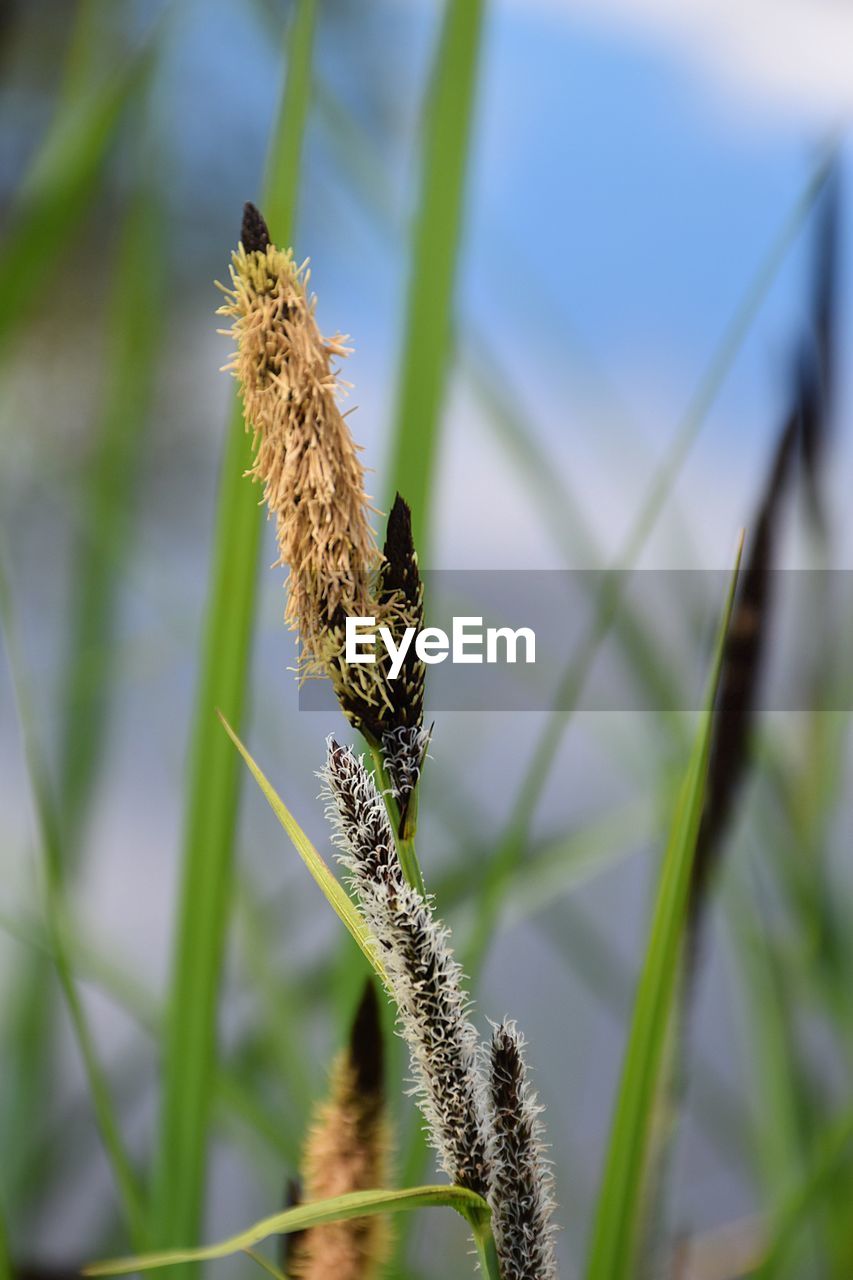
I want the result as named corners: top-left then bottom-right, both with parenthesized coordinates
top-left (320, 739), bottom-right (490, 1198)
top-left (319, 737), bottom-right (404, 895)
top-left (381, 724), bottom-right (431, 799)
top-left (487, 1021), bottom-right (559, 1280)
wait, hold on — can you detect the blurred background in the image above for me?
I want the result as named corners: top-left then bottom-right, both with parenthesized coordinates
top-left (1, 1), bottom-right (852, 1276)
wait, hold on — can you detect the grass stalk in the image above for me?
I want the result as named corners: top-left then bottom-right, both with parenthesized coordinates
top-left (148, 0), bottom-right (317, 1262)
top-left (385, 0), bottom-right (485, 551)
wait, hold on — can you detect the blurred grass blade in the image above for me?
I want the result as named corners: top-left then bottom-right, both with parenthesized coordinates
top-left (243, 1249), bottom-right (287, 1280)
top-left (2, 176), bottom-right (166, 1215)
top-left (386, 0), bottom-right (485, 550)
top-left (0, 39), bottom-right (158, 351)
top-left (59, 185), bottom-right (165, 845)
top-left (584, 536), bottom-right (743, 1280)
top-left (755, 1107), bottom-right (853, 1279)
top-left (218, 713), bottom-right (386, 985)
top-left (0, 1201), bottom-right (10, 1280)
top-left (60, 0), bottom-right (111, 105)
top-left (149, 0), bottom-right (317, 1260)
top-left (87, 1186), bottom-right (490, 1276)
top-left (0, 554), bottom-right (146, 1247)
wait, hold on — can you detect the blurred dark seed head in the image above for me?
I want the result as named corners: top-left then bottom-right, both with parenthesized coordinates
top-left (350, 978), bottom-right (384, 1101)
top-left (686, 393), bottom-right (800, 972)
top-left (801, 160), bottom-right (840, 532)
top-left (241, 200), bottom-right (271, 253)
top-left (331, 494), bottom-right (428, 830)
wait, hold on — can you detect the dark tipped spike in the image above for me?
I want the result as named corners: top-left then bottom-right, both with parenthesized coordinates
top-left (686, 395), bottom-right (799, 973)
top-left (802, 161), bottom-right (840, 530)
top-left (241, 201), bottom-right (271, 253)
top-left (349, 978), bottom-right (384, 1099)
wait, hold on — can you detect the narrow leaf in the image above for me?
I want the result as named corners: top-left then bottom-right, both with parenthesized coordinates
top-left (86, 1186), bottom-right (489, 1276)
top-left (218, 713), bottom-right (386, 986)
top-left (584, 535), bottom-right (744, 1280)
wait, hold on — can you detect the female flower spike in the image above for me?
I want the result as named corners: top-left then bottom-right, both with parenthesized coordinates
top-left (321, 739), bottom-right (490, 1198)
top-left (488, 1021), bottom-right (558, 1280)
top-left (218, 202), bottom-right (379, 674)
top-left (291, 981), bottom-right (389, 1280)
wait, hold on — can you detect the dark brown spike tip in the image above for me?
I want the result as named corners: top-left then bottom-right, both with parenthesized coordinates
top-left (241, 201), bottom-right (270, 253)
top-left (384, 493), bottom-right (414, 558)
top-left (349, 978), bottom-right (384, 1099)
top-left (382, 492), bottom-right (420, 601)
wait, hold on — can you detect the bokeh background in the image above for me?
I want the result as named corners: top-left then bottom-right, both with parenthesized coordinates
top-left (1, 1), bottom-right (852, 1276)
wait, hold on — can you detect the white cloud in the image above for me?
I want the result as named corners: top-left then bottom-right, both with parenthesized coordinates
top-left (517, 0), bottom-right (853, 121)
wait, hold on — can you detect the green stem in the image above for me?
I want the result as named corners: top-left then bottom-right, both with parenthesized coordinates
top-left (368, 745), bottom-right (427, 895)
top-left (469, 1215), bottom-right (502, 1280)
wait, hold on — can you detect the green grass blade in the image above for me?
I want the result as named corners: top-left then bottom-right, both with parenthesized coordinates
top-left (60, 0), bottom-right (109, 104)
top-left (219, 713), bottom-right (386, 985)
top-left (0, 40), bottom-right (158, 352)
top-left (385, 0), bottom-right (485, 550)
top-left (755, 1108), bottom-right (853, 1279)
top-left (584, 537), bottom-right (743, 1280)
top-left (148, 1), bottom-right (317, 1258)
top-left (0, 906), bottom-right (301, 1173)
top-left (0, 1199), bottom-right (11, 1280)
top-left (59, 185), bottom-right (165, 844)
top-left (0, 555), bottom-right (146, 1248)
top-left (243, 1249), bottom-right (288, 1280)
top-left (87, 1186), bottom-right (490, 1276)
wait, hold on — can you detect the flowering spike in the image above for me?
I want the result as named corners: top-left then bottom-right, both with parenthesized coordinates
top-left (488, 1021), bottom-right (558, 1280)
top-left (291, 979), bottom-right (390, 1280)
top-left (218, 221), bottom-right (379, 676)
top-left (321, 741), bottom-right (490, 1197)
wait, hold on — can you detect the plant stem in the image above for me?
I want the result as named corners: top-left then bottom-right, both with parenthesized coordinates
top-left (368, 745), bottom-right (427, 895)
top-left (469, 1214), bottom-right (502, 1280)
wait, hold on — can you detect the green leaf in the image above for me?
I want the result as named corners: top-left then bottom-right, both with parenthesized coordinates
top-left (218, 712), bottom-right (387, 987)
top-left (584, 535), bottom-right (744, 1280)
top-left (385, 0), bottom-right (485, 552)
top-left (86, 1186), bottom-right (490, 1276)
